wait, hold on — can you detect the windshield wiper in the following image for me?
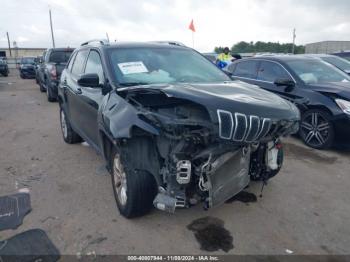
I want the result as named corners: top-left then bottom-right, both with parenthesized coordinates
top-left (119, 82), bottom-right (149, 87)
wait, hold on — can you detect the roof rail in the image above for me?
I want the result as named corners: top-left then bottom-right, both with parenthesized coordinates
top-left (81, 39), bottom-right (109, 46)
top-left (150, 41), bottom-right (186, 47)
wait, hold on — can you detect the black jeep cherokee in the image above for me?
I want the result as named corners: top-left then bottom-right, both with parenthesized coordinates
top-left (58, 40), bottom-right (299, 218)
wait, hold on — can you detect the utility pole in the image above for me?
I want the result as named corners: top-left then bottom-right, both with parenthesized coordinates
top-left (292, 28), bottom-right (296, 54)
top-left (6, 32), bottom-right (12, 57)
top-left (106, 32), bottom-right (110, 42)
top-left (49, 8), bottom-right (55, 48)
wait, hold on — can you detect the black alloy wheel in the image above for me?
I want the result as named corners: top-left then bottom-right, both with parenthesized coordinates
top-left (299, 109), bottom-right (334, 149)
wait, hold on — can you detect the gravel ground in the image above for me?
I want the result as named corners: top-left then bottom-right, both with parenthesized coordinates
top-left (1, 73), bottom-right (350, 256)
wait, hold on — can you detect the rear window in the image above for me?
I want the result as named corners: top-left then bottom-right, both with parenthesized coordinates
top-left (49, 51), bottom-right (73, 63)
top-left (21, 57), bottom-right (35, 64)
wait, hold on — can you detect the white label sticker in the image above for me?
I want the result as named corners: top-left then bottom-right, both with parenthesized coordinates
top-left (117, 61), bottom-right (148, 75)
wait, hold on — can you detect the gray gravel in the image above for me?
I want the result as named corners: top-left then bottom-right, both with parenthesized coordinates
top-left (1, 73), bottom-right (350, 255)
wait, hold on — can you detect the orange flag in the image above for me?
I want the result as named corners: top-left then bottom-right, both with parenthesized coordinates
top-left (189, 19), bottom-right (196, 32)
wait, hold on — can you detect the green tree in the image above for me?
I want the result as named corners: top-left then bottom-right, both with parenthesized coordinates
top-left (215, 41), bottom-right (305, 54)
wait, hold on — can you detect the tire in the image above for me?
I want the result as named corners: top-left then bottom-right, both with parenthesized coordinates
top-left (20, 73), bottom-right (25, 79)
top-left (39, 82), bottom-right (46, 92)
top-left (46, 81), bottom-right (56, 102)
top-left (299, 109), bottom-right (334, 149)
top-left (59, 107), bottom-right (83, 144)
top-left (110, 147), bottom-right (157, 218)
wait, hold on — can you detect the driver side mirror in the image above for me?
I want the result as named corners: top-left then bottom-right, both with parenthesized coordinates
top-left (77, 73), bottom-right (100, 88)
top-left (274, 78), bottom-right (295, 87)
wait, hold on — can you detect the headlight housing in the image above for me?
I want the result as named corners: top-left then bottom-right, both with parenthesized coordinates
top-left (335, 98), bottom-right (350, 115)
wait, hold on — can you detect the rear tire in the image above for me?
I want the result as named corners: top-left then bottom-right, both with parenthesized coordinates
top-left (59, 107), bottom-right (82, 144)
top-left (46, 82), bottom-right (56, 102)
top-left (110, 147), bottom-right (157, 218)
top-left (299, 109), bottom-right (334, 149)
top-left (39, 82), bottom-right (46, 92)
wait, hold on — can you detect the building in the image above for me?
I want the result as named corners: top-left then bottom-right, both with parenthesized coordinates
top-left (305, 41), bottom-right (350, 54)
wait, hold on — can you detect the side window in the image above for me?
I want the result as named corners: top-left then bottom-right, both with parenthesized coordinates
top-left (257, 61), bottom-right (292, 82)
top-left (71, 49), bottom-right (89, 76)
top-left (67, 52), bottom-right (77, 72)
top-left (84, 50), bottom-right (104, 84)
top-left (233, 60), bottom-right (258, 79)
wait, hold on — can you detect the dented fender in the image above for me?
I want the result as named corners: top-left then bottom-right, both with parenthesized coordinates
top-left (99, 92), bottom-right (159, 140)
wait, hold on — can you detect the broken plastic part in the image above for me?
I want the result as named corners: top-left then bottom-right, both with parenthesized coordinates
top-left (153, 193), bottom-right (177, 213)
top-left (176, 160), bottom-right (191, 184)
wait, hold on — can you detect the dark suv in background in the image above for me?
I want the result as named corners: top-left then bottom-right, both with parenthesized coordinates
top-left (57, 40), bottom-right (299, 218)
top-left (227, 56), bottom-right (350, 149)
top-left (19, 57), bottom-right (36, 79)
top-left (37, 48), bottom-right (74, 101)
top-left (0, 57), bottom-right (9, 77)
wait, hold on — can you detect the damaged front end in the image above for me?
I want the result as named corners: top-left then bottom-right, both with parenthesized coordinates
top-left (113, 83), bottom-right (299, 213)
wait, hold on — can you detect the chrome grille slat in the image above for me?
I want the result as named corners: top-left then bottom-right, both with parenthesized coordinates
top-left (245, 115), bottom-right (260, 142)
top-left (233, 113), bottom-right (248, 141)
top-left (217, 110), bottom-right (234, 139)
top-left (217, 109), bottom-right (275, 142)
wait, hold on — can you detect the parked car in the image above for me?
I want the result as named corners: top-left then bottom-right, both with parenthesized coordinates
top-left (332, 51), bottom-right (350, 62)
top-left (34, 55), bottom-right (44, 84)
top-left (302, 54), bottom-right (350, 75)
top-left (19, 57), bottom-right (36, 79)
top-left (227, 56), bottom-right (350, 149)
top-left (202, 52), bottom-right (217, 63)
top-left (58, 40), bottom-right (299, 218)
top-left (0, 57), bottom-right (9, 77)
top-left (37, 48), bottom-right (74, 101)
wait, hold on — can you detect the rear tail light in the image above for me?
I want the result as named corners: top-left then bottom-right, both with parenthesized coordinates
top-left (50, 66), bottom-right (57, 80)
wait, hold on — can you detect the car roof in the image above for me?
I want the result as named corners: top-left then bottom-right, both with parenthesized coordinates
top-left (47, 48), bottom-right (74, 52)
top-left (242, 55), bottom-right (321, 63)
top-left (81, 41), bottom-right (189, 50)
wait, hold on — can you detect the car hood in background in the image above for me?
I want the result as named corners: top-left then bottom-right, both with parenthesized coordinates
top-left (308, 82), bottom-right (350, 100)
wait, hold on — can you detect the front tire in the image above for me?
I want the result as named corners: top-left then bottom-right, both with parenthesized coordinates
top-left (59, 108), bottom-right (82, 144)
top-left (110, 147), bottom-right (157, 218)
top-left (299, 109), bottom-right (334, 149)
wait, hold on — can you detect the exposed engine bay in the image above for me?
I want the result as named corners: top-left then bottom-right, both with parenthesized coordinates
top-left (112, 85), bottom-right (298, 213)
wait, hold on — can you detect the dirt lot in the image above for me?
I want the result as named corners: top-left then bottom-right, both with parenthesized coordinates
top-left (1, 73), bottom-right (350, 255)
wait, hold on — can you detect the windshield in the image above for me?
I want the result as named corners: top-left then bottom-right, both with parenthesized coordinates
top-left (321, 56), bottom-right (350, 72)
top-left (108, 47), bottom-right (230, 85)
top-left (286, 59), bottom-right (350, 84)
top-left (21, 57), bottom-right (35, 64)
top-left (49, 51), bottom-right (73, 63)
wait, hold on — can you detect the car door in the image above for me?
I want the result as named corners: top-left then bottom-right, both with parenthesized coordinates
top-left (64, 49), bottom-right (89, 135)
top-left (254, 60), bottom-right (302, 104)
top-left (77, 49), bottom-right (106, 147)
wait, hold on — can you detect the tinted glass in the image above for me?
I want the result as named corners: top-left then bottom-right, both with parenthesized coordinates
top-left (49, 50), bottom-right (73, 63)
top-left (287, 59), bottom-right (350, 84)
top-left (21, 57), bottom-right (35, 64)
top-left (85, 51), bottom-right (104, 84)
top-left (257, 61), bottom-right (292, 82)
top-left (71, 50), bottom-right (89, 75)
top-left (321, 56), bottom-right (350, 72)
top-left (108, 47), bottom-right (230, 85)
top-left (232, 60), bottom-right (258, 79)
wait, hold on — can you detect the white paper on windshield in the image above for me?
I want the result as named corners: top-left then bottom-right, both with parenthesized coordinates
top-left (118, 61), bottom-right (148, 75)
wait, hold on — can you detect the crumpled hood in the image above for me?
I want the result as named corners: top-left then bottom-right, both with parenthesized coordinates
top-left (145, 81), bottom-right (300, 122)
top-left (308, 82), bottom-right (350, 100)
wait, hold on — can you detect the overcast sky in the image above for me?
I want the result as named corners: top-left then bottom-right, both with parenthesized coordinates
top-left (0, 0), bottom-right (349, 52)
